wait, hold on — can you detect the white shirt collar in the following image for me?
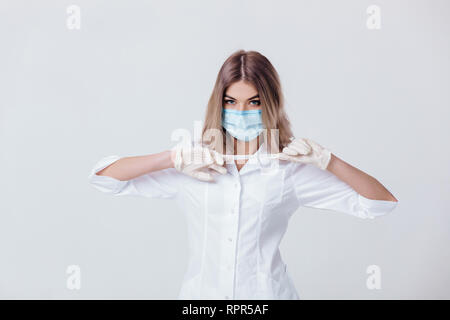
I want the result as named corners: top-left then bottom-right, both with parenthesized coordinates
top-left (224, 133), bottom-right (275, 176)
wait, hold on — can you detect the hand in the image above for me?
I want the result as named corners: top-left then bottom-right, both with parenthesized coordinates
top-left (278, 137), bottom-right (331, 170)
top-left (170, 143), bottom-right (227, 181)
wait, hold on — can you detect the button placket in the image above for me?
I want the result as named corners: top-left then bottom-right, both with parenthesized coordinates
top-left (230, 202), bottom-right (239, 215)
top-left (221, 230), bottom-right (236, 299)
top-left (232, 180), bottom-right (241, 215)
top-left (223, 178), bottom-right (241, 300)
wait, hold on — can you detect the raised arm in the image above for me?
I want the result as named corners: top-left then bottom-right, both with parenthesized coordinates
top-left (96, 150), bottom-right (174, 181)
top-left (88, 150), bottom-right (179, 198)
top-left (280, 137), bottom-right (398, 219)
top-left (326, 153), bottom-right (397, 202)
top-left (89, 145), bottom-right (227, 199)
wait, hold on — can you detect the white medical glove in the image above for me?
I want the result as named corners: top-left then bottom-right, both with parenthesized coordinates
top-left (171, 143), bottom-right (227, 182)
top-left (278, 137), bottom-right (332, 170)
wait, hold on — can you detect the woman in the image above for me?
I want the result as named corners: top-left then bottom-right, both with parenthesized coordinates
top-left (88, 50), bottom-right (398, 300)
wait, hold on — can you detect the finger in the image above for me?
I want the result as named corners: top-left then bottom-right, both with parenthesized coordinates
top-left (278, 153), bottom-right (295, 161)
top-left (291, 139), bottom-right (312, 155)
top-left (294, 155), bottom-right (315, 165)
top-left (205, 148), bottom-right (218, 165)
top-left (202, 148), bottom-right (214, 166)
top-left (304, 138), bottom-right (322, 151)
top-left (209, 163), bottom-right (227, 175)
top-left (211, 150), bottom-right (224, 166)
top-left (279, 152), bottom-right (312, 164)
top-left (282, 146), bottom-right (299, 156)
top-left (182, 146), bottom-right (194, 165)
top-left (192, 170), bottom-right (214, 182)
top-left (190, 145), bottom-right (204, 165)
top-left (185, 163), bottom-right (209, 174)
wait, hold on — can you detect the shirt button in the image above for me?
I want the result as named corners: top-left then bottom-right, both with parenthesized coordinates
top-left (228, 237), bottom-right (233, 242)
top-left (225, 295), bottom-right (229, 299)
top-left (234, 182), bottom-right (239, 188)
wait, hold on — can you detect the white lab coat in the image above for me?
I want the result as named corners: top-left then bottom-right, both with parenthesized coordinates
top-left (88, 142), bottom-right (397, 300)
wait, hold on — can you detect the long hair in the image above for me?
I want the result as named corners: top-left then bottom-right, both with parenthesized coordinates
top-left (201, 49), bottom-right (294, 154)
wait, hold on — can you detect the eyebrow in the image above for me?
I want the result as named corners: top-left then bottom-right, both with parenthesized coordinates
top-left (224, 94), bottom-right (259, 100)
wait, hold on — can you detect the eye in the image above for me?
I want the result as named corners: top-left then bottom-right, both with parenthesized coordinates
top-left (250, 100), bottom-right (261, 106)
top-left (224, 99), bottom-right (235, 105)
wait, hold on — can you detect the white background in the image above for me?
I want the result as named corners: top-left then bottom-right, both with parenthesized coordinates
top-left (1, 0), bottom-right (449, 299)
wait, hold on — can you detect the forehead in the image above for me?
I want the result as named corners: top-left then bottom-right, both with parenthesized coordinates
top-left (225, 80), bottom-right (258, 99)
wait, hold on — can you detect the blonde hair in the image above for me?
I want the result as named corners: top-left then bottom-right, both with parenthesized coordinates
top-left (201, 49), bottom-right (294, 154)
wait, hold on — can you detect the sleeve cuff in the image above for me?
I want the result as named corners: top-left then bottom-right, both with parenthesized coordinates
top-left (88, 155), bottom-right (129, 194)
top-left (357, 193), bottom-right (398, 219)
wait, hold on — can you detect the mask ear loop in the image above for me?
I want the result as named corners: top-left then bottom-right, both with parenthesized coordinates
top-left (222, 154), bottom-right (279, 161)
top-left (222, 153), bottom-right (280, 161)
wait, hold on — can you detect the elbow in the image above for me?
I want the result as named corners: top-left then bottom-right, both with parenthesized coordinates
top-left (390, 195), bottom-right (398, 202)
top-left (95, 167), bottom-right (108, 177)
top-left (384, 192), bottom-right (398, 203)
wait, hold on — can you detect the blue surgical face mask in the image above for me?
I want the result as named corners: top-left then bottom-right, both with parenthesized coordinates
top-left (222, 108), bottom-right (264, 141)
